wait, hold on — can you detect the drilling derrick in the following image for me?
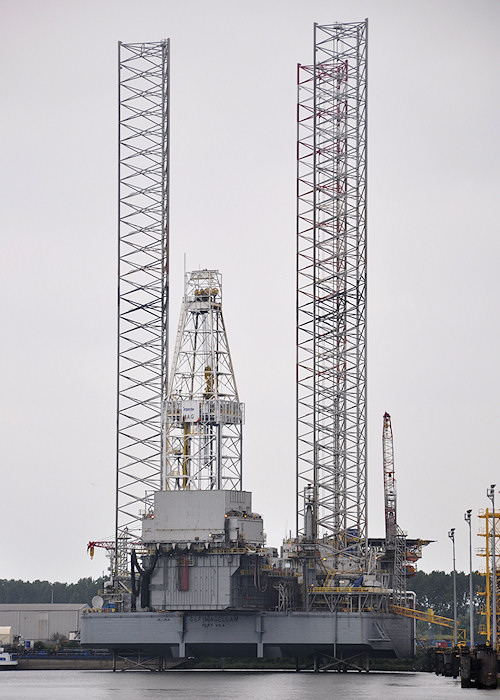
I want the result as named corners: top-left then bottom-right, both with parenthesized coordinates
top-left (164, 270), bottom-right (244, 491)
top-left (296, 21), bottom-right (367, 569)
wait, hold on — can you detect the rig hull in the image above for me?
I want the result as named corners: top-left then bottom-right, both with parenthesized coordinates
top-left (81, 610), bottom-right (414, 659)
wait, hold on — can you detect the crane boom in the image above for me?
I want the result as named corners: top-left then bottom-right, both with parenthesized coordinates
top-left (383, 412), bottom-right (397, 546)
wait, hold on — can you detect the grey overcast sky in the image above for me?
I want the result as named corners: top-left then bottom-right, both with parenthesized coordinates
top-left (1, 0), bottom-right (499, 583)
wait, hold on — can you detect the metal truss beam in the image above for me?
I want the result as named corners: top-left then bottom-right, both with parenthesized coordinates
top-left (296, 22), bottom-right (368, 565)
top-left (115, 40), bottom-right (170, 575)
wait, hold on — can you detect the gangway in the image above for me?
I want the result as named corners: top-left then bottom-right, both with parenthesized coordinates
top-left (390, 604), bottom-right (466, 645)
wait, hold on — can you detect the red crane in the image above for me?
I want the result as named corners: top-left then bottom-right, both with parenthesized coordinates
top-left (382, 412), bottom-right (397, 547)
top-left (87, 540), bottom-right (142, 560)
top-left (87, 541), bottom-right (115, 559)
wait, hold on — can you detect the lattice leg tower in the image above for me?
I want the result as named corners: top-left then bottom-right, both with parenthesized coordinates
top-left (296, 22), bottom-right (368, 568)
top-left (115, 41), bottom-right (170, 576)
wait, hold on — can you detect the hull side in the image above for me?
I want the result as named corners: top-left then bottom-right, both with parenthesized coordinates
top-left (81, 610), bottom-right (414, 659)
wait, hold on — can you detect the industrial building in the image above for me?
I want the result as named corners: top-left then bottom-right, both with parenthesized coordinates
top-left (81, 22), bottom-right (428, 670)
top-left (0, 604), bottom-right (85, 643)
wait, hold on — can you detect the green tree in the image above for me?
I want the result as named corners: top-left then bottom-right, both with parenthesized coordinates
top-left (409, 570), bottom-right (484, 637)
top-left (0, 577), bottom-right (104, 605)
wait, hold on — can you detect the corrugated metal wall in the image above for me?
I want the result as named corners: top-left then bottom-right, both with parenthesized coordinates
top-left (149, 554), bottom-right (240, 610)
top-left (0, 606), bottom-right (85, 641)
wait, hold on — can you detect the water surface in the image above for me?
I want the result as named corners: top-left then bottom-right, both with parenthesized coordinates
top-left (0, 670), bottom-right (492, 699)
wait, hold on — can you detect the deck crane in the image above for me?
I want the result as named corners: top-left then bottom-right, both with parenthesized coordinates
top-left (383, 412), bottom-right (397, 547)
top-left (382, 412), bottom-right (407, 603)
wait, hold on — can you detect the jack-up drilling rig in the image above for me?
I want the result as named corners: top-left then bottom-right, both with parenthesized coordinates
top-left (82, 23), bottom-right (428, 670)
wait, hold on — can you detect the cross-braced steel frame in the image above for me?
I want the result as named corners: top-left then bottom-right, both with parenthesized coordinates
top-left (296, 22), bottom-right (368, 566)
top-left (115, 40), bottom-right (170, 576)
top-left (164, 270), bottom-right (243, 491)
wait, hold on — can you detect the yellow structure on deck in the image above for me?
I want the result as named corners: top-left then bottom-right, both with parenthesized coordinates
top-left (390, 604), bottom-right (466, 645)
top-left (477, 508), bottom-right (500, 648)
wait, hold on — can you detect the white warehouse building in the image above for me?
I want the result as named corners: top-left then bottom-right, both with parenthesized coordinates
top-left (0, 604), bottom-right (87, 642)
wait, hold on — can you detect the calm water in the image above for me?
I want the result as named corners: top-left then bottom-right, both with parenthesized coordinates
top-left (0, 670), bottom-right (496, 699)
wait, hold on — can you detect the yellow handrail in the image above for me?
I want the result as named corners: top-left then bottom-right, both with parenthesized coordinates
top-left (390, 604), bottom-right (466, 644)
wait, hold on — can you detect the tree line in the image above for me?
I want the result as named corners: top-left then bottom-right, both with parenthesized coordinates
top-left (0, 578), bottom-right (104, 606)
top-left (409, 570), bottom-right (486, 637)
top-left (410, 570), bottom-right (483, 617)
